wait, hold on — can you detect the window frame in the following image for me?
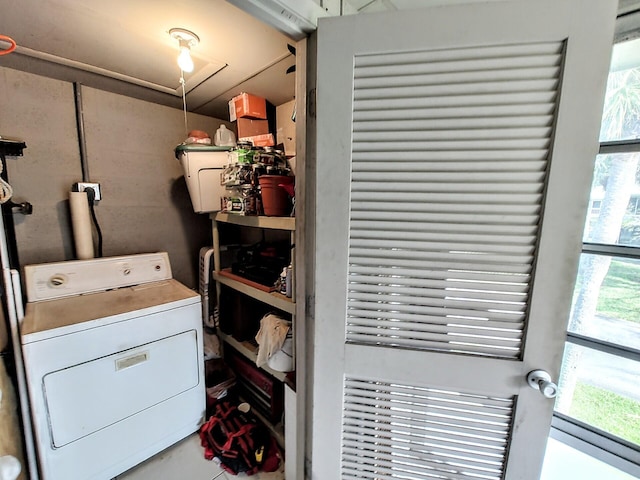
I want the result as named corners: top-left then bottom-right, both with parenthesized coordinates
top-left (552, 133), bottom-right (640, 477)
top-left (551, 415), bottom-right (640, 478)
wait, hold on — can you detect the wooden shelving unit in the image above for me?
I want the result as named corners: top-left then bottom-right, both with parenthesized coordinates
top-left (211, 212), bottom-right (297, 457)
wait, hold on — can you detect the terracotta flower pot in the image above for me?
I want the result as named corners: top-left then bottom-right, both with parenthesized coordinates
top-left (258, 175), bottom-right (294, 216)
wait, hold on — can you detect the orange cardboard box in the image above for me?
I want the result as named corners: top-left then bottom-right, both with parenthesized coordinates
top-left (229, 93), bottom-right (267, 121)
top-left (236, 118), bottom-right (269, 138)
top-left (239, 133), bottom-right (275, 147)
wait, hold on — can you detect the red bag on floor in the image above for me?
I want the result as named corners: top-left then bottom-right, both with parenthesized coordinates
top-left (199, 400), bottom-right (281, 475)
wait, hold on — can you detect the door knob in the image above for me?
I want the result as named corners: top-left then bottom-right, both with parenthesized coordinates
top-left (527, 369), bottom-right (558, 399)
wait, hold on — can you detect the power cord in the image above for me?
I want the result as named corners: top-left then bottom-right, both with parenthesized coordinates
top-left (84, 187), bottom-right (103, 257)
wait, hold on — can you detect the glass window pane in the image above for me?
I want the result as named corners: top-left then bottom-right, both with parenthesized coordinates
top-left (569, 253), bottom-right (640, 351)
top-left (599, 37), bottom-right (640, 143)
top-left (554, 344), bottom-right (640, 448)
top-left (585, 154), bottom-right (640, 247)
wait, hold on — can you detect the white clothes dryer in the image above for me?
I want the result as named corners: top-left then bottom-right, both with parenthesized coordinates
top-left (20, 252), bottom-right (205, 480)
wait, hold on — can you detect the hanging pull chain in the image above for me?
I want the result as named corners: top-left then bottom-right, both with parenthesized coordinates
top-left (180, 71), bottom-right (188, 137)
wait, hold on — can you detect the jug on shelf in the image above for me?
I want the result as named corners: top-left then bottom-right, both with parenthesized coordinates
top-left (214, 125), bottom-right (236, 147)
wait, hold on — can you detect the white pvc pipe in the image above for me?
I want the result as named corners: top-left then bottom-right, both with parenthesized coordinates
top-left (0, 42), bottom-right (178, 96)
top-left (4, 269), bottom-right (39, 480)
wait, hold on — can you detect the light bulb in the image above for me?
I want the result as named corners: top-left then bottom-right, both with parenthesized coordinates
top-left (169, 28), bottom-right (199, 73)
top-left (177, 46), bottom-right (194, 73)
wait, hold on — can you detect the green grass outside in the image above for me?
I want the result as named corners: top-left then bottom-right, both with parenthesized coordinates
top-left (596, 258), bottom-right (640, 323)
top-left (570, 382), bottom-right (640, 445)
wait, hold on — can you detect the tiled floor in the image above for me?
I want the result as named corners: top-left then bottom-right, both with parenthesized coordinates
top-left (119, 429), bottom-right (640, 480)
top-left (115, 433), bottom-right (284, 480)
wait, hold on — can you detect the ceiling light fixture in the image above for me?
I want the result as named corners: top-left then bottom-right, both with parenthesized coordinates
top-left (169, 28), bottom-right (199, 73)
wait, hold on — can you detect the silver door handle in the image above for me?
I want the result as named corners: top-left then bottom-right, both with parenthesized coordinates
top-left (527, 369), bottom-right (558, 399)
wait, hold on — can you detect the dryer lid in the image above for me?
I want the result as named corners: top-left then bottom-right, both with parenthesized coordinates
top-left (21, 278), bottom-right (200, 343)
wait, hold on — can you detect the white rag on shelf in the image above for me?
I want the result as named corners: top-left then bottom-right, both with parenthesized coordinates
top-left (255, 314), bottom-right (291, 368)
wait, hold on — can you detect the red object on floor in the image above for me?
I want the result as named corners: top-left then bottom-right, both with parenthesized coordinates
top-left (198, 400), bottom-right (282, 475)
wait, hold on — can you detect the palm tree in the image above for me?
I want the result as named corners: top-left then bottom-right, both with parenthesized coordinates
top-left (556, 66), bottom-right (640, 413)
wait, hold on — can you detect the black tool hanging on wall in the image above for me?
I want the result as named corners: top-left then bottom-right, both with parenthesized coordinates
top-left (0, 137), bottom-right (31, 270)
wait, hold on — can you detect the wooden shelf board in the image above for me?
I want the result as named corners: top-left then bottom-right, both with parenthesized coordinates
top-left (219, 331), bottom-right (288, 383)
top-left (214, 271), bottom-right (295, 314)
top-left (218, 268), bottom-right (275, 292)
top-left (212, 212), bottom-right (295, 231)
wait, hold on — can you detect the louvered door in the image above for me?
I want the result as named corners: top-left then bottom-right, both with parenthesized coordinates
top-left (311, 1), bottom-right (617, 479)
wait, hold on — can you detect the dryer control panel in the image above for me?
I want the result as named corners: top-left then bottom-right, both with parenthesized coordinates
top-left (24, 252), bottom-right (172, 302)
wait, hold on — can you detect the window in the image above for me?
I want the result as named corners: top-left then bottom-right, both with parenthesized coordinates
top-left (551, 36), bottom-right (640, 477)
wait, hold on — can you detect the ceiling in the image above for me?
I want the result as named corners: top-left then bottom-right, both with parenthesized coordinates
top-left (0, 0), bottom-right (297, 119)
top-left (1, 0), bottom-right (637, 119)
top-left (0, 0), bottom-right (509, 120)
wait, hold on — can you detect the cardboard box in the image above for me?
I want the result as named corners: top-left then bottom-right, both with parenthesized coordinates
top-left (229, 92), bottom-right (267, 121)
top-left (276, 99), bottom-right (296, 157)
top-left (236, 118), bottom-right (269, 138)
top-left (239, 133), bottom-right (275, 147)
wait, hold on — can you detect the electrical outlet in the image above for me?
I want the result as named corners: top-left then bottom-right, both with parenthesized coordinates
top-left (75, 182), bottom-right (102, 201)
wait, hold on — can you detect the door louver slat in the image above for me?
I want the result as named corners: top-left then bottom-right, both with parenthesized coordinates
top-left (348, 272), bottom-right (530, 292)
top-left (354, 41), bottom-right (562, 66)
top-left (350, 222), bottom-right (537, 237)
top-left (352, 182), bottom-right (543, 193)
top-left (347, 317), bottom-right (524, 339)
top-left (352, 160), bottom-right (548, 171)
top-left (350, 231), bottom-right (538, 246)
top-left (344, 420), bottom-right (507, 454)
top-left (352, 171), bottom-right (546, 183)
top-left (353, 150), bottom-right (547, 161)
top-left (346, 335), bottom-right (520, 355)
top-left (350, 212), bottom-right (538, 226)
top-left (349, 311), bottom-right (525, 330)
top-left (348, 290), bottom-right (526, 311)
top-left (343, 405), bottom-right (511, 437)
top-left (351, 246), bottom-right (533, 264)
top-left (348, 301), bottom-right (525, 323)
top-left (354, 92), bottom-right (556, 111)
top-left (351, 223), bottom-right (537, 239)
top-left (355, 54), bottom-right (561, 79)
top-left (353, 104), bottom-right (555, 121)
top-left (343, 444), bottom-right (504, 472)
top-left (353, 137), bottom-right (551, 151)
top-left (354, 80), bottom-right (558, 100)
top-left (350, 238), bottom-right (535, 255)
top-left (348, 326), bottom-right (522, 349)
top-left (347, 40), bottom-right (561, 358)
top-left (352, 115), bottom-right (555, 131)
top-left (349, 287), bottom-right (527, 306)
top-left (341, 378), bottom-right (514, 479)
top-left (354, 67), bottom-right (560, 89)
top-left (349, 257), bottom-right (532, 275)
top-left (353, 136), bottom-right (552, 149)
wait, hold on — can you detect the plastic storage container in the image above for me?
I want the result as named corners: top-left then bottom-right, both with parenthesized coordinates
top-left (175, 144), bottom-right (232, 213)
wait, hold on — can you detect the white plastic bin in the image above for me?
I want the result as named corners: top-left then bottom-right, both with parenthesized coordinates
top-left (175, 145), bottom-right (231, 213)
